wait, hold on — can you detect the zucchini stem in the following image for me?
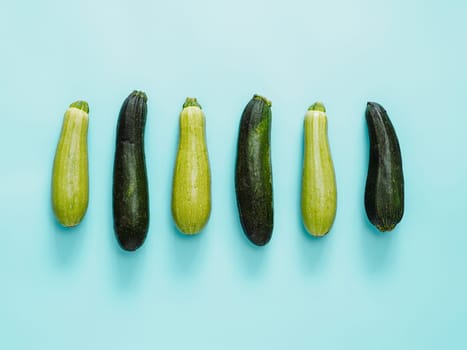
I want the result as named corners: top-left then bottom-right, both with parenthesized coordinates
top-left (69, 100), bottom-right (89, 113)
top-left (131, 90), bottom-right (148, 102)
top-left (253, 94), bottom-right (272, 107)
top-left (183, 97), bottom-right (202, 109)
top-left (308, 102), bottom-right (326, 113)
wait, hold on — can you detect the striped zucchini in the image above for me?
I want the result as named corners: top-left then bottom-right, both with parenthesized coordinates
top-left (52, 101), bottom-right (89, 227)
top-left (171, 98), bottom-right (211, 234)
top-left (301, 102), bottom-right (337, 236)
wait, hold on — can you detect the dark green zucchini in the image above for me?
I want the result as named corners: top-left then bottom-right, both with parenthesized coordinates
top-left (113, 91), bottom-right (149, 251)
top-left (235, 94), bottom-right (273, 246)
top-left (365, 102), bottom-right (404, 232)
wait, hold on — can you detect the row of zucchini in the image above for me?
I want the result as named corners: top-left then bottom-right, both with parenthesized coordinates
top-left (51, 92), bottom-right (404, 251)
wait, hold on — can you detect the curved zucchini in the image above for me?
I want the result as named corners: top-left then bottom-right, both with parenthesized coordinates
top-left (52, 101), bottom-right (89, 227)
top-left (172, 98), bottom-right (211, 234)
top-left (301, 102), bottom-right (337, 236)
top-left (365, 102), bottom-right (404, 232)
top-left (113, 91), bottom-right (149, 251)
top-left (235, 94), bottom-right (273, 246)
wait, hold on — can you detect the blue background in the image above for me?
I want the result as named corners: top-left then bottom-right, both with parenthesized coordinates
top-left (1, 0), bottom-right (467, 349)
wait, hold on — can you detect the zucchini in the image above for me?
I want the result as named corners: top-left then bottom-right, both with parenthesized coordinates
top-left (52, 101), bottom-right (89, 227)
top-left (172, 98), bottom-right (211, 234)
top-left (113, 91), bottom-right (149, 251)
top-left (235, 94), bottom-right (273, 246)
top-left (301, 102), bottom-right (337, 236)
top-left (365, 102), bottom-right (404, 232)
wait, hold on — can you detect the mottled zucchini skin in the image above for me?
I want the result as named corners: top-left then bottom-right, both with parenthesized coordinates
top-left (235, 95), bottom-right (273, 246)
top-left (365, 102), bottom-right (404, 232)
top-left (113, 91), bottom-right (149, 251)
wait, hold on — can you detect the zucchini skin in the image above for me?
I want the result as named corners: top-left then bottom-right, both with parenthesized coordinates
top-left (172, 98), bottom-right (211, 234)
top-left (365, 102), bottom-right (404, 232)
top-left (235, 95), bottom-right (273, 246)
top-left (301, 102), bottom-right (337, 237)
top-left (52, 101), bottom-right (89, 227)
top-left (113, 91), bottom-right (149, 251)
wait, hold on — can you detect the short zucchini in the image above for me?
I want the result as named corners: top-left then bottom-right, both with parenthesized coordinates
top-left (301, 102), bottom-right (337, 236)
top-left (113, 91), bottom-right (150, 251)
top-left (235, 94), bottom-right (273, 246)
top-left (365, 102), bottom-right (404, 232)
top-left (52, 100), bottom-right (89, 227)
top-left (172, 98), bottom-right (211, 234)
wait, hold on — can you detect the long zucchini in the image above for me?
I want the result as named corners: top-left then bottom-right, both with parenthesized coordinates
top-left (235, 94), bottom-right (273, 246)
top-left (365, 102), bottom-right (404, 232)
top-left (301, 102), bottom-right (337, 236)
top-left (172, 98), bottom-right (211, 234)
top-left (113, 91), bottom-right (150, 251)
top-left (52, 101), bottom-right (89, 227)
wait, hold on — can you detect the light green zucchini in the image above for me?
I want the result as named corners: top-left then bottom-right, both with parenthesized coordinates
top-left (171, 97), bottom-right (211, 234)
top-left (52, 101), bottom-right (89, 227)
top-left (301, 102), bottom-right (337, 236)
